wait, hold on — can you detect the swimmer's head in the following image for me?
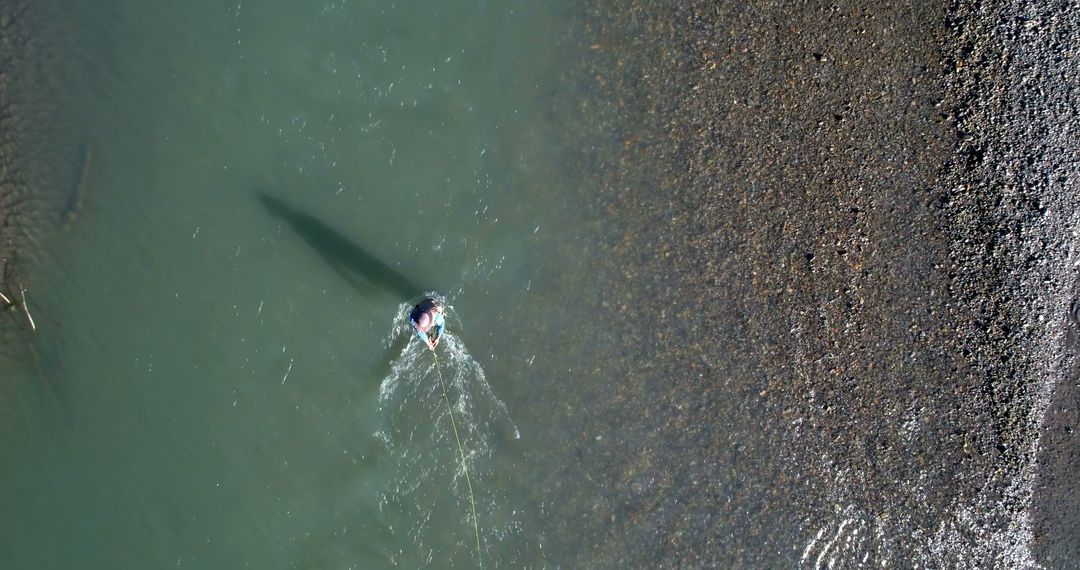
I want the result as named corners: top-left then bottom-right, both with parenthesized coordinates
top-left (416, 311), bottom-right (432, 332)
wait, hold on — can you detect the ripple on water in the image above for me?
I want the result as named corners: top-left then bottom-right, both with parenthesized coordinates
top-left (374, 297), bottom-right (522, 565)
top-left (799, 507), bottom-right (892, 570)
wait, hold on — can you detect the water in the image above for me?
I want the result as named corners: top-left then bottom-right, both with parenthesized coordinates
top-left (376, 300), bottom-right (522, 567)
top-left (7, 1), bottom-right (1066, 567)
top-left (0, 1), bottom-right (584, 567)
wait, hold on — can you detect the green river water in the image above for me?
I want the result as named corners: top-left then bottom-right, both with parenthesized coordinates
top-left (0, 1), bottom-right (590, 567)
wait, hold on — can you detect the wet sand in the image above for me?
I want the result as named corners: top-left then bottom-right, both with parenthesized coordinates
top-left (526, 0), bottom-right (1079, 566)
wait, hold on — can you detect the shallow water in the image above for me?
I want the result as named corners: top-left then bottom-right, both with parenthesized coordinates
top-left (376, 300), bottom-right (526, 566)
top-left (0, 1), bottom-right (584, 567)
top-left (7, 1), bottom-right (1071, 568)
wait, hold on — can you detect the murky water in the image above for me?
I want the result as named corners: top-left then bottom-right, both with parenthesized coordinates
top-left (0, 1), bottom-right (584, 567)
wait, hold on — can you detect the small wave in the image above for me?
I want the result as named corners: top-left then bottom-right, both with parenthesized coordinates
top-left (375, 296), bottom-right (520, 564)
top-left (799, 507), bottom-right (890, 570)
top-left (798, 487), bottom-right (1044, 569)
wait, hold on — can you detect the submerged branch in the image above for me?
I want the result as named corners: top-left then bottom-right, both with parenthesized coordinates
top-left (19, 285), bottom-right (35, 332)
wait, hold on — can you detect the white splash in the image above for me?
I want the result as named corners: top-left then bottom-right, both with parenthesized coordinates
top-left (375, 297), bottom-right (521, 562)
top-left (799, 506), bottom-right (891, 570)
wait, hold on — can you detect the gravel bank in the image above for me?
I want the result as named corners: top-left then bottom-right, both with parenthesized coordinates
top-left (529, 1), bottom-right (1080, 566)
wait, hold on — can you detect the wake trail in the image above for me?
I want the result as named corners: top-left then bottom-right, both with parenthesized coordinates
top-left (375, 299), bottom-right (519, 566)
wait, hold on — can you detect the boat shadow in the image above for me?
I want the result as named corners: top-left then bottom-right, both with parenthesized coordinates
top-left (256, 191), bottom-right (422, 300)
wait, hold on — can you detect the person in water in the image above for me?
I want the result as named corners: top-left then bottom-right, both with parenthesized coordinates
top-left (409, 298), bottom-right (445, 350)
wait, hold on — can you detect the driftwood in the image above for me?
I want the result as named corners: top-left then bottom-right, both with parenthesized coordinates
top-left (19, 285), bottom-right (35, 332)
top-left (0, 290), bottom-right (11, 306)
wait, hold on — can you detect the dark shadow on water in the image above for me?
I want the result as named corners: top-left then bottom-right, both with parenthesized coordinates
top-left (256, 192), bottom-right (422, 300)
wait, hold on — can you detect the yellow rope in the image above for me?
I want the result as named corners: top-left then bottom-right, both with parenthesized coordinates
top-left (431, 349), bottom-right (482, 565)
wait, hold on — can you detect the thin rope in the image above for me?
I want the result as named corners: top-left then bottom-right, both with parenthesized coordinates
top-left (432, 348), bottom-right (482, 565)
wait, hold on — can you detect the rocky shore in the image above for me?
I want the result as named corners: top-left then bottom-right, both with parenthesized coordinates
top-left (526, 1), bottom-right (1079, 567)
